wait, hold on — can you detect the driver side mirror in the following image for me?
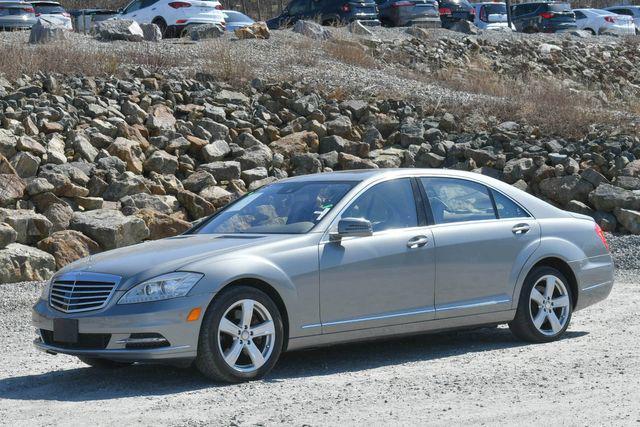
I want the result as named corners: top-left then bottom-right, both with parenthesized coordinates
top-left (330, 218), bottom-right (373, 241)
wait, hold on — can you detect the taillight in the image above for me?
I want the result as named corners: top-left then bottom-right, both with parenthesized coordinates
top-left (35, 12), bottom-right (41, 16)
top-left (24, 7), bottom-right (35, 12)
top-left (215, 4), bottom-right (222, 8)
top-left (392, 1), bottom-right (413, 7)
top-left (539, 11), bottom-right (554, 19)
top-left (595, 224), bottom-right (609, 251)
top-left (169, 1), bottom-right (191, 8)
top-left (604, 15), bottom-right (615, 23)
top-left (469, 7), bottom-right (475, 14)
top-left (439, 6), bottom-right (452, 15)
top-left (341, 3), bottom-right (351, 12)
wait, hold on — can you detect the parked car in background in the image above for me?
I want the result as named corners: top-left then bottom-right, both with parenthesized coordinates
top-left (221, 9), bottom-right (253, 31)
top-left (573, 8), bottom-right (634, 36)
top-left (31, 1), bottom-right (72, 29)
top-left (376, 0), bottom-right (440, 28)
top-left (0, 1), bottom-right (36, 29)
top-left (605, 5), bottom-right (640, 34)
top-left (32, 169), bottom-right (614, 383)
top-left (115, 0), bottom-right (225, 37)
top-left (438, 0), bottom-right (474, 29)
top-left (511, 1), bottom-right (576, 33)
top-left (267, 0), bottom-right (380, 28)
top-left (472, 1), bottom-right (510, 30)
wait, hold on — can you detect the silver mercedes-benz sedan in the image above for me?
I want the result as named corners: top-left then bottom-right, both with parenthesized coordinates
top-left (32, 169), bottom-right (614, 382)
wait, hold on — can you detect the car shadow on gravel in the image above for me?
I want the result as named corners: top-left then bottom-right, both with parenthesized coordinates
top-left (0, 327), bottom-right (587, 401)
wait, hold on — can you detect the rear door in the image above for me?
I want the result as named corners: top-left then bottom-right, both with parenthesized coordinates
top-left (419, 177), bottom-right (540, 319)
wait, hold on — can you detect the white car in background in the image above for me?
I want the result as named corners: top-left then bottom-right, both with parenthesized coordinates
top-left (605, 5), bottom-right (640, 34)
top-left (31, 1), bottom-right (72, 29)
top-left (472, 2), bottom-right (511, 30)
top-left (573, 8), bottom-right (635, 36)
top-left (116, 0), bottom-right (224, 37)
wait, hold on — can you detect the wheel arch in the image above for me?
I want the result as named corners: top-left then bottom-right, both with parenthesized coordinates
top-left (218, 277), bottom-right (291, 350)
top-left (528, 257), bottom-right (579, 309)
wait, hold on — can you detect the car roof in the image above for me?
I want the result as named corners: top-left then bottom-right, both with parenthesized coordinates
top-left (31, 1), bottom-right (62, 4)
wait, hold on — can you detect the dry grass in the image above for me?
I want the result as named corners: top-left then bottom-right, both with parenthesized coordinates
top-left (323, 39), bottom-right (377, 68)
top-left (202, 39), bottom-right (257, 85)
top-left (0, 41), bottom-right (182, 79)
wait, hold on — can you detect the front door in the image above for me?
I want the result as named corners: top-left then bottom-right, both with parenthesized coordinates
top-left (419, 177), bottom-right (540, 319)
top-left (319, 178), bottom-right (436, 334)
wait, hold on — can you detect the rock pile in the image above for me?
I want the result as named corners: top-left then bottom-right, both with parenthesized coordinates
top-left (373, 30), bottom-right (640, 96)
top-left (0, 69), bottom-right (638, 282)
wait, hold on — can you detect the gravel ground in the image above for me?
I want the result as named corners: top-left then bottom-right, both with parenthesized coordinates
top-left (0, 235), bottom-right (638, 425)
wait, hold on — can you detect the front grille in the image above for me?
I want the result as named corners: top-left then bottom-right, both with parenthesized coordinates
top-left (49, 279), bottom-right (117, 313)
top-left (40, 330), bottom-right (111, 350)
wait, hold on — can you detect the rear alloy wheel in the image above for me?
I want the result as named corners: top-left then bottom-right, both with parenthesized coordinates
top-left (195, 286), bottom-right (284, 382)
top-left (509, 266), bottom-right (573, 343)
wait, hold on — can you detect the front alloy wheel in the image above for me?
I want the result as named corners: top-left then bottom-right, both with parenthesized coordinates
top-left (195, 286), bottom-right (284, 382)
top-left (218, 299), bottom-right (276, 372)
top-left (509, 266), bottom-right (573, 343)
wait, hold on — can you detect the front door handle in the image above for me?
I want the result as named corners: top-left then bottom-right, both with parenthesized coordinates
top-left (407, 235), bottom-right (429, 249)
top-left (512, 224), bottom-right (531, 235)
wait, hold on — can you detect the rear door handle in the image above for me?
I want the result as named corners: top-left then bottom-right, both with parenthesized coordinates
top-left (407, 235), bottom-right (429, 249)
top-left (512, 224), bottom-right (530, 235)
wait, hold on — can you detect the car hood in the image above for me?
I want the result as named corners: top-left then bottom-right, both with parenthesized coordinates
top-left (57, 233), bottom-right (292, 289)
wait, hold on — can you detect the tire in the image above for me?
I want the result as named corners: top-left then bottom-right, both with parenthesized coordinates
top-left (195, 286), bottom-right (284, 383)
top-left (152, 18), bottom-right (168, 37)
top-left (78, 357), bottom-right (133, 369)
top-left (509, 266), bottom-right (573, 343)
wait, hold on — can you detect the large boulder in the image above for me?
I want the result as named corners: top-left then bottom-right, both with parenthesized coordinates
top-left (538, 176), bottom-right (594, 206)
top-left (270, 131), bottom-right (319, 157)
top-left (37, 230), bottom-right (101, 269)
top-left (614, 208), bottom-right (640, 234)
top-left (0, 208), bottom-right (52, 245)
top-left (140, 22), bottom-right (162, 42)
top-left (0, 243), bottom-right (55, 283)
top-left (176, 190), bottom-right (216, 219)
top-left (120, 193), bottom-right (179, 215)
top-left (70, 209), bottom-right (150, 250)
top-left (234, 22), bottom-right (270, 39)
top-left (292, 20), bottom-right (332, 40)
top-left (199, 161), bottom-right (242, 182)
top-left (189, 23), bottom-right (224, 40)
top-left (134, 209), bottom-right (191, 240)
top-left (0, 222), bottom-right (17, 249)
top-left (589, 184), bottom-right (640, 212)
top-left (29, 18), bottom-right (68, 44)
top-left (0, 174), bottom-right (25, 207)
top-left (97, 19), bottom-right (144, 42)
top-left (448, 20), bottom-right (479, 35)
top-left (107, 137), bottom-right (144, 174)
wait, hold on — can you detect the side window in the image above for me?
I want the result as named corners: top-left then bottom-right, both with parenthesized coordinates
top-left (123, 0), bottom-right (142, 13)
top-left (141, 0), bottom-right (159, 8)
top-left (491, 190), bottom-right (530, 219)
top-left (341, 179), bottom-right (418, 232)
top-left (574, 11), bottom-right (585, 20)
top-left (421, 178), bottom-right (496, 224)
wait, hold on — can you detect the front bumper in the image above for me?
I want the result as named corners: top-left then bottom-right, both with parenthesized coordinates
top-left (32, 292), bottom-right (214, 362)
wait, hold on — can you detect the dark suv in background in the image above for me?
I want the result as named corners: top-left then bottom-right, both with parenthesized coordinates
top-left (437, 0), bottom-right (474, 29)
top-left (267, 0), bottom-right (380, 28)
top-left (511, 1), bottom-right (577, 33)
top-left (376, 0), bottom-right (440, 27)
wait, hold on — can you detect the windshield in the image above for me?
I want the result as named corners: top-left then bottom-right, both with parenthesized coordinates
top-left (223, 11), bottom-right (252, 21)
top-left (195, 181), bottom-right (357, 234)
top-left (34, 5), bottom-right (66, 14)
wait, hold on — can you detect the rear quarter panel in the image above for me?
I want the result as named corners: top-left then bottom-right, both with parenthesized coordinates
top-left (511, 217), bottom-right (614, 311)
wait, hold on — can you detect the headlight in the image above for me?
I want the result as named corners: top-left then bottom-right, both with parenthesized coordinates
top-left (118, 272), bottom-right (203, 305)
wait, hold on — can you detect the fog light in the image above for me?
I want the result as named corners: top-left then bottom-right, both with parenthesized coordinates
top-left (187, 307), bottom-right (202, 322)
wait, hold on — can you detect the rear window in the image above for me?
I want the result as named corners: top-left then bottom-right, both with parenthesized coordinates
top-left (545, 3), bottom-right (571, 12)
top-left (441, 0), bottom-right (472, 6)
top-left (0, 4), bottom-right (33, 14)
top-left (33, 4), bottom-right (65, 13)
